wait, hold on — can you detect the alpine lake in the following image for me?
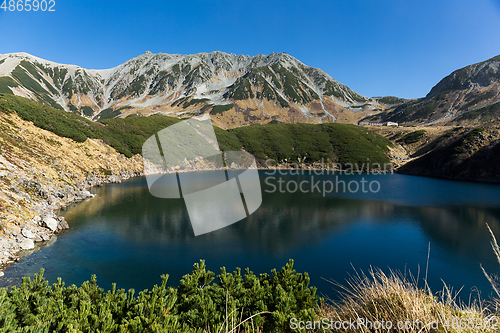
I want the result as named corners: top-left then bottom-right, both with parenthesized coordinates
top-left (2, 170), bottom-right (500, 303)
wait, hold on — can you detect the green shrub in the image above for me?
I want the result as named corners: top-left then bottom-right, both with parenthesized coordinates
top-left (0, 77), bottom-right (19, 94)
top-left (401, 130), bottom-right (426, 144)
top-left (210, 104), bottom-right (234, 115)
top-left (227, 122), bottom-right (392, 168)
top-left (182, 98), bottom-right (209, 108)
top-left (378, 96), bottom-right (405, 105)
top-left (0, 260), bottom-right (320, 332)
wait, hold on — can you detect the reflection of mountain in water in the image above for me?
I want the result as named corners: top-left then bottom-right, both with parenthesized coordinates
top-left (62, 175), bottom-right (500, 266)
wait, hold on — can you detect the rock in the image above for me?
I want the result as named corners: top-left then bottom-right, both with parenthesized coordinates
top-left (21, 227), bottom-right (34, 239)
top-left (34, 234), bottom-right (43, 243)
top-left (82, 190), bottom-right (93, 198)
top-left (0, 271), bottom-right (4, 278)
top-left (41, 234), bottom-right (50, 241)
top-left (42, 217), bottom-right (58, 231)
top-left (108, 175), bottom-right (121, 183)
top-left (57, 218), bottom-right (69, 231)
top-left (20, 239), bottom-right (35, 250)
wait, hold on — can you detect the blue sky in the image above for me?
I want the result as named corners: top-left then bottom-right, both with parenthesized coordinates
top-left (1, 0), bottom-right (499, 99)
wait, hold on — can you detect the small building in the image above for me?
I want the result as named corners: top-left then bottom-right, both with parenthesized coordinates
top-left (357, 121), bottom-right (398, 127)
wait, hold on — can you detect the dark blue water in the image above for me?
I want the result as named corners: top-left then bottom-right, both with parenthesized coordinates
top-left (2, 171), bottom-right (500, 302)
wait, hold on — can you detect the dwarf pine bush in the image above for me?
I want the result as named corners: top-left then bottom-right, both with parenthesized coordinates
top-left (0, 259), bottom-right (320, 332)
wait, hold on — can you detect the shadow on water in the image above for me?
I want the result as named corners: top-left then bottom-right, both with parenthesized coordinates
top-left (2, 172), bottom-right (500, 302)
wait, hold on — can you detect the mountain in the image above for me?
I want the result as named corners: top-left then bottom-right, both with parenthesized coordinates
top-left (0, 51), bottom-right (390, 128)
top-left (362, 54), bottom-right (500, 126)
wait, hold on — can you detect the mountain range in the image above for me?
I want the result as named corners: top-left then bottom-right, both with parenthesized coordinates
top-left (1, 51), bottom-right (500, 127)
top-left (0, 51), bottom-right (394, 129)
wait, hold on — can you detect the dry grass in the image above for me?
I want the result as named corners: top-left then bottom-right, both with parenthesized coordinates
top-left (315, 268), bottom-right (498, 332)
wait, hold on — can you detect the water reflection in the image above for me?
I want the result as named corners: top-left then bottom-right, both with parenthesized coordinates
top-left (1, 173), bottom-right (500, 300)
top-left (61, 174), bottom-right (500, 264)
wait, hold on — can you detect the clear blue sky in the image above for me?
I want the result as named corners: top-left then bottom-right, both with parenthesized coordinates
top-left (1, 0), bottom-right (499, 99)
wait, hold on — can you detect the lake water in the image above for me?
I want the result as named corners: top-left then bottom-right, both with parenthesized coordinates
top-left (2, 171), bottom-right (500, 302)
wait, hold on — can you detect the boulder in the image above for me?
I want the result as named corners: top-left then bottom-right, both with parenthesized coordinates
top-left (82, 190), bottom-right (95, 198)
top-left (57, 218), bottom-right (69, 232)
top-left (21, 227), bottom-right (34, 239)
top-left (20, 239), bottom-right (35, 250)
top-left (42, 217), bottom-right (58, 231)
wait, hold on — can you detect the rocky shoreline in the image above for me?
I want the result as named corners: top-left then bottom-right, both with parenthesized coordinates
top-left (0, 170), bottom-right (142, 276)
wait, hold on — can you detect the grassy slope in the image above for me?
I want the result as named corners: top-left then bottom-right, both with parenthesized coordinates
top-left (0, 94), bottom-right (392, 167)
top-left (224, 123), bottom-right (392, 167)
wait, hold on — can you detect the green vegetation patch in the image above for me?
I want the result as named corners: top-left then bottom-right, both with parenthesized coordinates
top-left (385, 99), bottom-right (434, 123)
top-left (457, 101), bottom-right (500, 122)
top-left (182, 98), bottom-right (209, 108)
top-left (454, 127), bottom-right (485, 154)
top-left (271, 64), bottom-right (312, 104)
top-left (96, 106), bottom-right (133, 121)
top-left (0, 77), bottom-right (19, 94)
top-left (226, 122), bottom-right (392, 167)
top-left (81, 106), bottom-right (94, 117)
top-left (224, 77), bottom-right (255, 100)
top-left (255, 66), bottom-right (282, 89)
top-left (402, 130), bottom-right (426, 144)
top-left (0, 260), bottom-right (320, 332)
top-left (210, 104), bottom-right (233, 115)
top-left (0, 94), bottom-right (179, 157)
top-left (378, 96), bottom-right (405, 105)
top-left (463, 127), bottom-right (484, 142)
top-left (469, 91), bottom-right (495, 105)
top-left (116, 75), bottom-right (148, 99)
top-left (11, 64), bottom-right (48, 94)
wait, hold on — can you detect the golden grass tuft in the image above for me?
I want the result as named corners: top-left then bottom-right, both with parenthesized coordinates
top-left (315, 267), bottom-right (497, 332)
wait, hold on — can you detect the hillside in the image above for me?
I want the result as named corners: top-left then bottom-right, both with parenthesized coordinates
top-left (0, 98), bottom-right (143, 268)
top-left (365, 124), bottom-right (500, 183)
top-left (396, 126), bottom-right (500, 182)
top-left (1, 94), bottom-right (393, 168)
top-left (362, 54), bottom-right (500, 126)
top-left (0, 52), bottom-right (395, 129)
